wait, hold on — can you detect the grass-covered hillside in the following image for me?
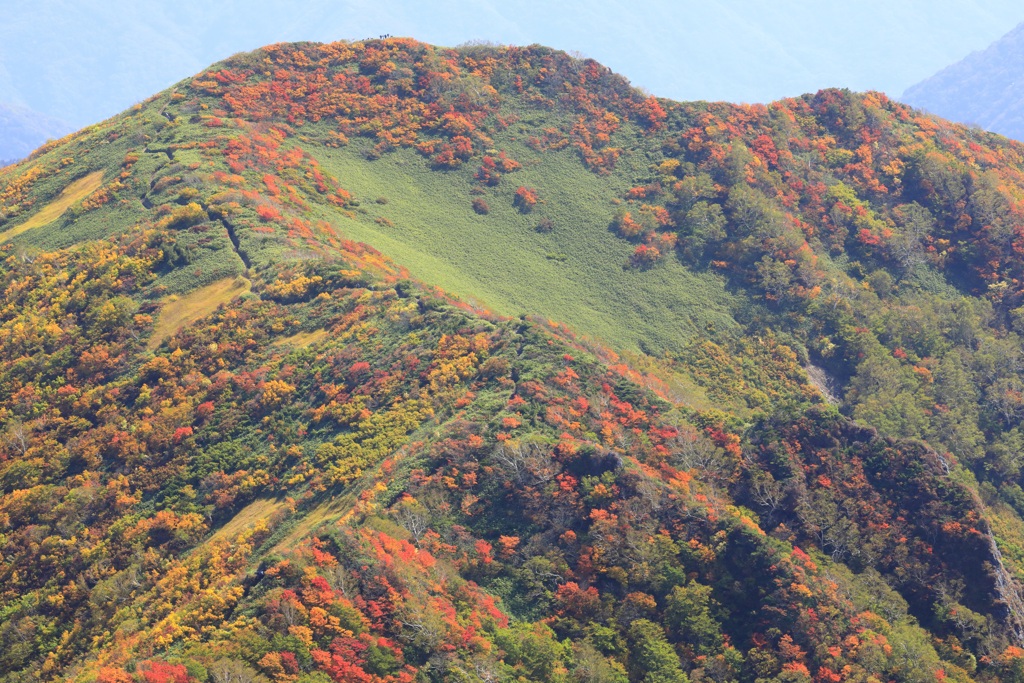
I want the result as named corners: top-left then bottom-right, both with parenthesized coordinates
top-left (5, 38), bottom-right (1024, 683)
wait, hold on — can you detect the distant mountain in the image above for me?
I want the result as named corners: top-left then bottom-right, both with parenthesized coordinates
top-left (0, 102), bottom-right (70, 162)
top-left (903, 21), bottom-right (1024, 139)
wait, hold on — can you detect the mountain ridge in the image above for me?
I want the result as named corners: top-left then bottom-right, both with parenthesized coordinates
top-left (6, 1), bottom-right (1024, 127)
top-left (4, 38), bottom-right (1024, 682)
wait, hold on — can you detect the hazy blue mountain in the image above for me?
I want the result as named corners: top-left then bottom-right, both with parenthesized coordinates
top-left (903, 21), bottom-right (1024, 140)
top-left (2, 0), bottom-right (1023, 129)
top-left (0, 102), bottom-right (71, 163)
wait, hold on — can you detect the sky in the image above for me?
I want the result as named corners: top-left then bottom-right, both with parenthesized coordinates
top-left (1, 0), bottom-right (1023, 129)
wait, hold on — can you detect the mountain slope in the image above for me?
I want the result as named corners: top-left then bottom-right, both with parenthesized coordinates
top-left (4, 38), bottom-right (1024, 682)
top-left (903, 21), bottom-right (1024, 140)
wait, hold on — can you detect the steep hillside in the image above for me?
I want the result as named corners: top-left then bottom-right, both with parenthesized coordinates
top-left (5, 38), bottom-right (1024, 683)
top-left (903, 21), bottom-right (1024, 140)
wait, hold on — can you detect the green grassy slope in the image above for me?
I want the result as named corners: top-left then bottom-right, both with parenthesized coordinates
top-left (3, 101), bottom-right (739, 359)
top-left (312, 135), bottom-right (739, 354)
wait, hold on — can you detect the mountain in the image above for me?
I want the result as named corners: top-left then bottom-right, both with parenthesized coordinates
top-left (0, 102), bottom-right (71, 164)
top-left (902, 21), bottom-right (1024, 140)
top-left (6, 39), bottom-right (1024, 682)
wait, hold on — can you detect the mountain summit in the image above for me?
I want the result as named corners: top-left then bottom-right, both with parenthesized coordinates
top-left (5, 38), bottom-right (1024, 682)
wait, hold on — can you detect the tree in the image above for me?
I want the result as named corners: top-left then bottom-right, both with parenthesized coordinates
top-left (209, 660), bottom-right (269, 683)
top-left (572, 642), bottom-right (629, 683)
top-left (514, 186), bottom-right (539, 212)
top-left (665, 582), bottom-right (722, 655)
top-left (890, 202), bottom-right (933, 271)
top-left (681, 201), bottom-right (726, 256)
top-left (987, 376), bottom-right (1024, 427)
top-left (627, 620), bottom-right (688, 683)
top-left (392, 495), bottom-right (430, 540)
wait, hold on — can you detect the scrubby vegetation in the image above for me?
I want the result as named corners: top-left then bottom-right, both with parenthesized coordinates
top-left (3, 37), bottom-right (1024, 683)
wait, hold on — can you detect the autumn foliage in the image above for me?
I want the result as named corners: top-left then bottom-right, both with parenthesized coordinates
top-left (4, 37), bottom-right (1024, 683)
